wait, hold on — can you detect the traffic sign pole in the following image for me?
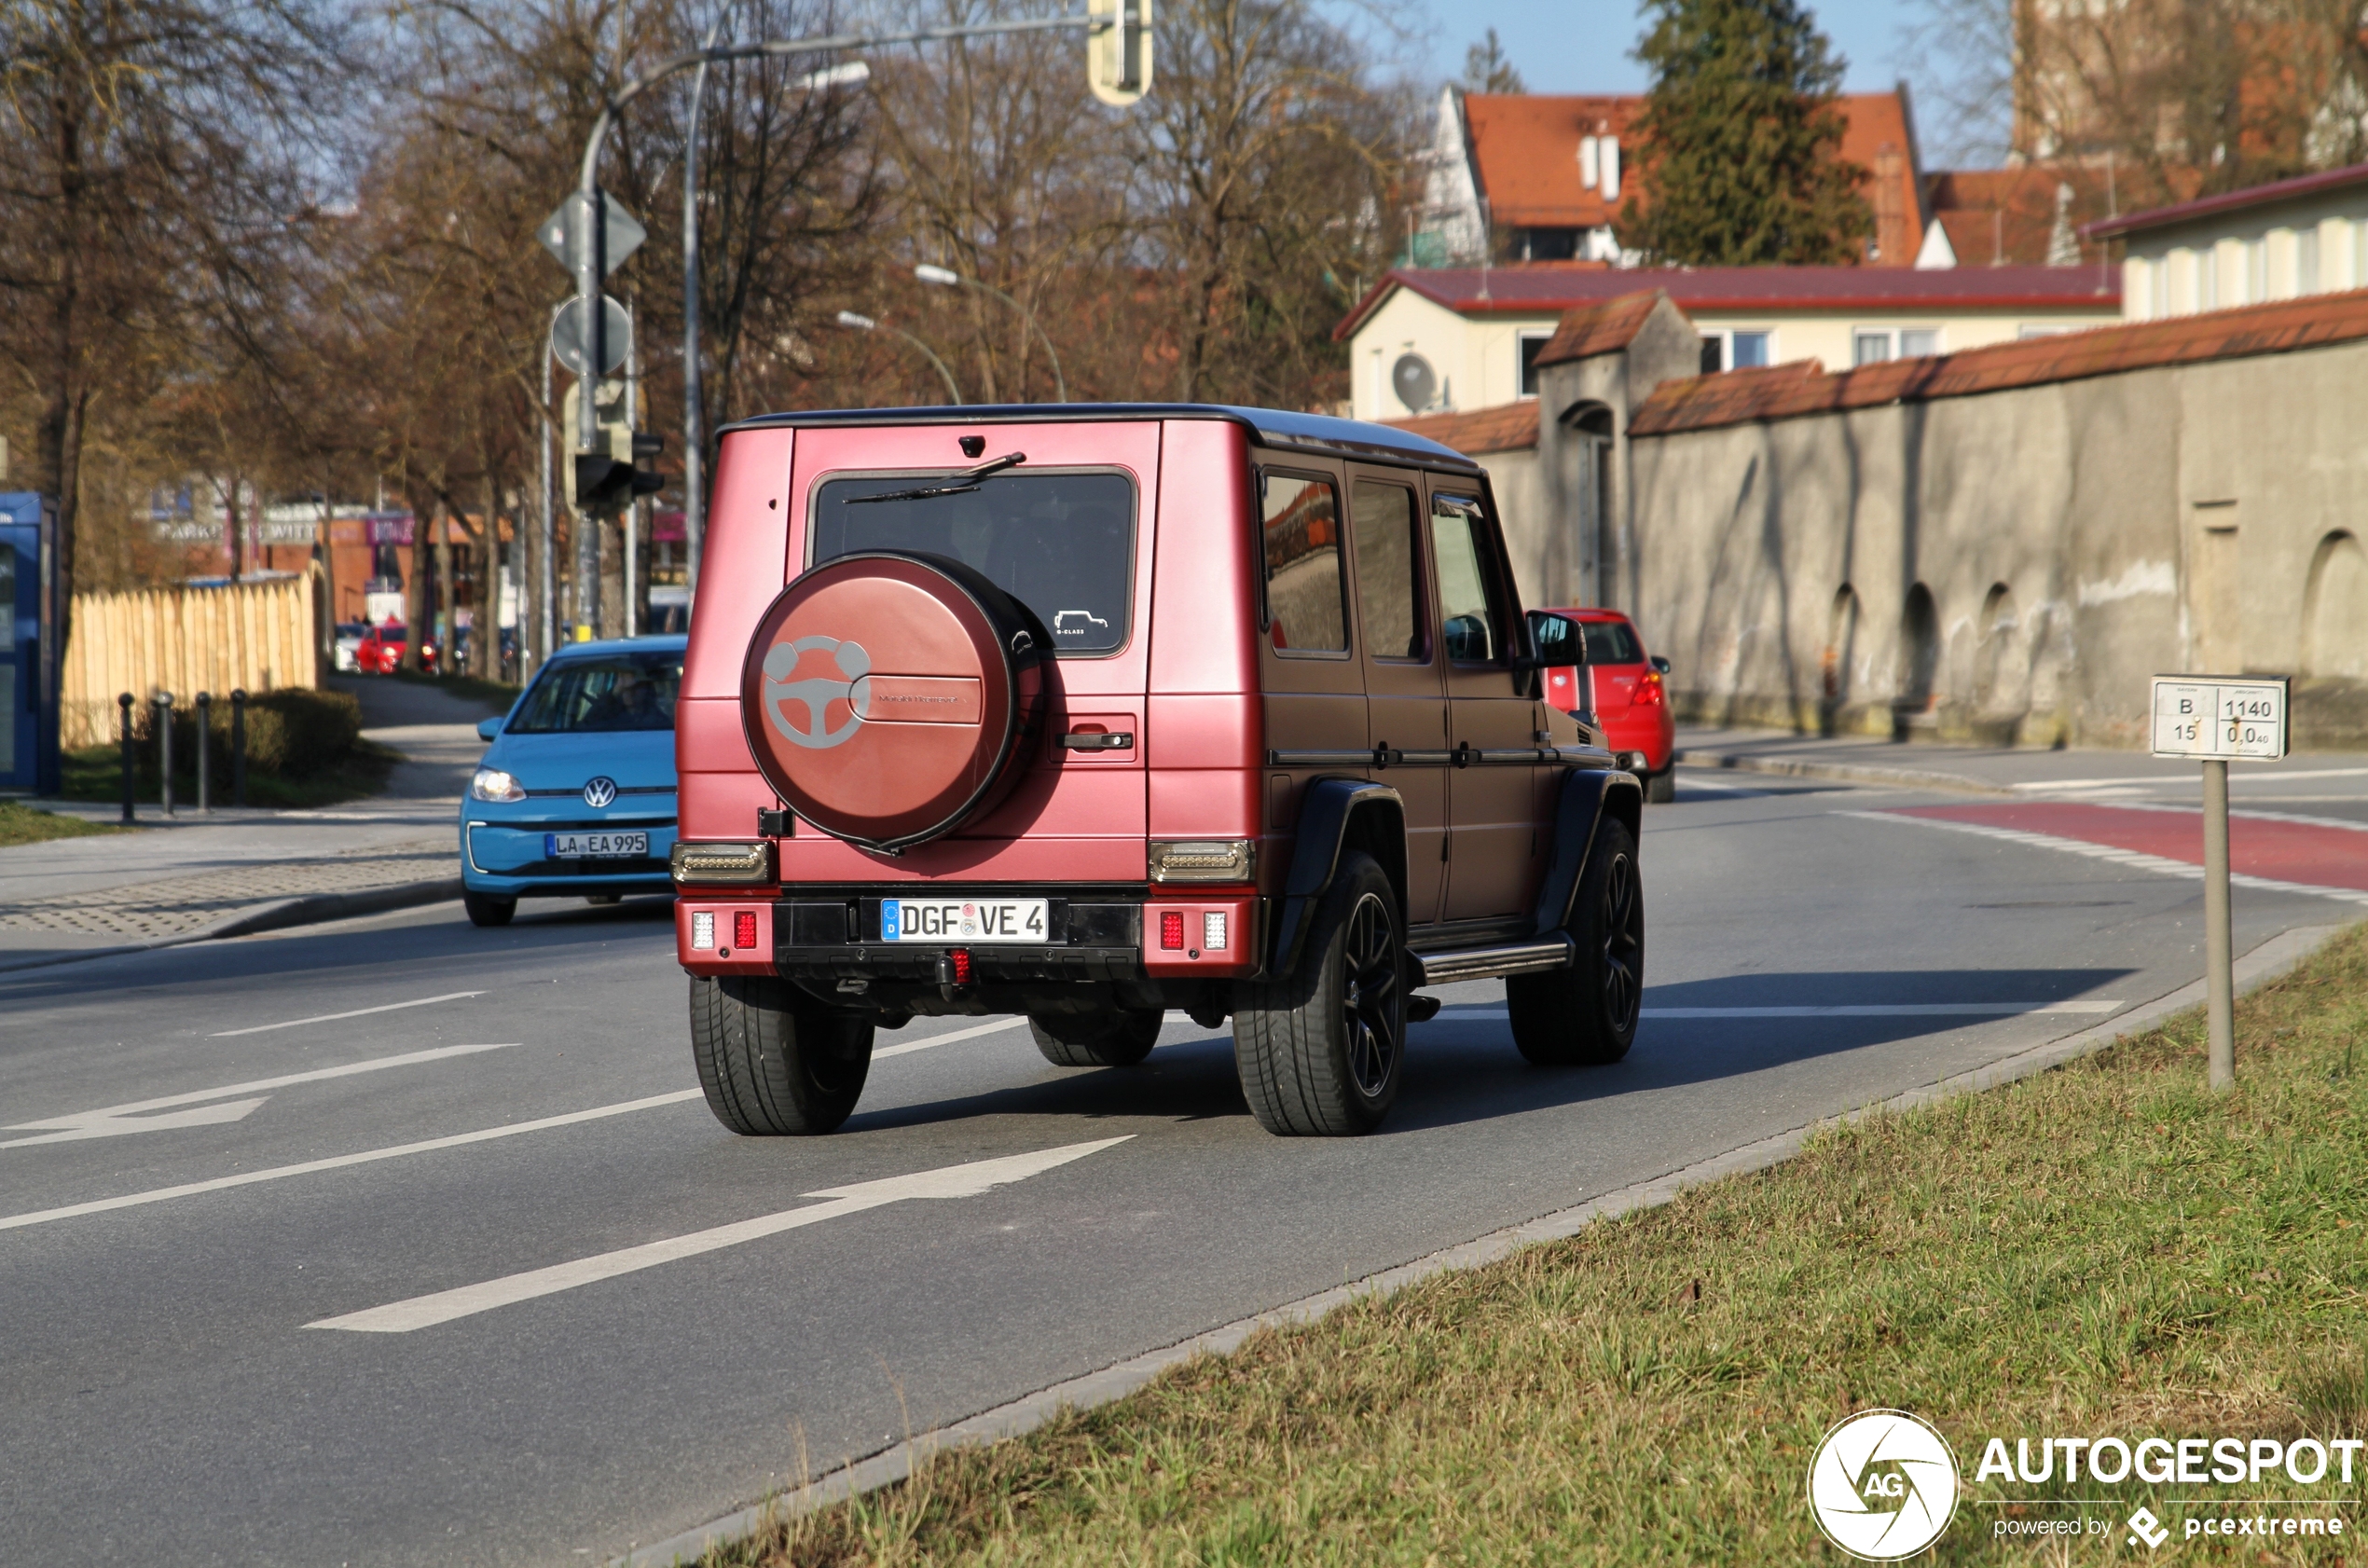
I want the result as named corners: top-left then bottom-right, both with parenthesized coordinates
top-left (2151, 673), bottom-right (2290, 1093)
top-left (2202, 757), bottom-right (2235, 1091)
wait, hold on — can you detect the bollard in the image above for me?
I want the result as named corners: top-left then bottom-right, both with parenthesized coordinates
top-left (118, 693), bottom-right (136, 823)
top-left (155, 692), bottom-right (175, 816)
top-left (230, 689), bottom-right (248, 807)
top-left (195, 692), bottom-right (213, 813)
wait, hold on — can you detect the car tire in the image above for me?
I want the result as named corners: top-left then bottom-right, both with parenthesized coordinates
top-left (1029, 1009), bottom-right (1162, 1067)
top-left (689, 974), bottom-right (874, 1135)
top-left (1645, 768), bottom-right (1675, 805)
top-left (1508, 816), bottom-right (1644, 1066)
top-left (1231, 850), bottom-right (1405, 1136)
top-left (463, 892), bottom-right (516, 928)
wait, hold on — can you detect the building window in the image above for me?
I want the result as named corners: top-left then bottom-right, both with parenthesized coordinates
top-left (1517, 227), bottom-right (1580, 261)
top-left (1899, 328), bottom-right (1941, 358)
top-left (1853, 331), bottom-right (1893, 366)
top-left (1518, 332), bottom-right (1552, 396)
top-left (2300, 227), bottom-right (2321, 295)
top-left (1700, 329), bottom-right (1773, 373)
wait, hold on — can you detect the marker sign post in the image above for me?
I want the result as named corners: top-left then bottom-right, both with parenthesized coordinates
top-left (2151, 675), bottom-right (2291, 1091)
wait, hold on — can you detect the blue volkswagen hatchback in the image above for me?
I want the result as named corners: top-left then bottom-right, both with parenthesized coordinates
top-left (458, 635), bottom-right (686, 927)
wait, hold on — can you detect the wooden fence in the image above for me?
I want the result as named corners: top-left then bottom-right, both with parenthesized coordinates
top-left (62, 574), bottom-right (324, 749)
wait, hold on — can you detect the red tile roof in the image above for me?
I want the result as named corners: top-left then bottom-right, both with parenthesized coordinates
top-left (1628, 286), bottom-right (2368, 436)
top-left (2084, 159), bottom-right (2368, 241)
top-left (1333, 263), bottom-right (2119, 340)
top-left (1381, 402), bottom-right (1540, 454)
top-left (1532, 290), bottom-right (1667, 368)
top-left (1463, 91), bottom-right (1927, 267)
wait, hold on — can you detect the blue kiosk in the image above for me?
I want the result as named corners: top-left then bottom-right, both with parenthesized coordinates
top-left (1, 492), bottom-right (62, 796)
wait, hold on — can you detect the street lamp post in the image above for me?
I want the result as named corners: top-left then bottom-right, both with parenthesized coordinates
top-left (834, 310), bottom-right (964, 404)
top-left (914, 263), bottom-right (1067, 402)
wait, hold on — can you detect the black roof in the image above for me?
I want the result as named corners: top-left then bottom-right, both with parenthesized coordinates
top-left (720, 403), bottom-right (1482, 473)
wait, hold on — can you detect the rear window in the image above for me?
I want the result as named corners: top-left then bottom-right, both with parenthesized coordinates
top-left (810, 471), bottom-right (1136, 654)
top-left (1580, 620), bottom-right (1643, 665)
top-left (508, 652), bottom-right (683, 733)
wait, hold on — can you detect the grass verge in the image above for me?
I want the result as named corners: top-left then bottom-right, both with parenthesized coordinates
top-left (59, 738), bottom-right (400, 810)
top-left (0, 801), bottom-right (133, 846)
top-left (715, 925), bottom-right (2368, 1566)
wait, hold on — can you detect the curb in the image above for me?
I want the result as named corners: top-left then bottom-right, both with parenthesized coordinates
top-left (610, 919), bottom-right (2351, 1568)
top-left (1674, 747), bottom-right (2020, 796)
top-left (0, 879), bottom-right (463, 975)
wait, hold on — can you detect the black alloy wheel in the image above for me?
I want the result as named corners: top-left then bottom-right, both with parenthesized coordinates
top-left (1340, 890), bottom-right (1401, 1100)
top-left (1597, 842), bottom-right (1643, 1035)
top-left (1507, 815), bottom-right (1644, 1066)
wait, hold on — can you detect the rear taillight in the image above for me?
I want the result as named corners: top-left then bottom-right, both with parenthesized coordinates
top-left (949, 948), bottom-right (973, 984)
top-left (734, 911), bottom-right (758, 949)
top-left (1160, 910), bottom-right (1187, 950)
top-left (1636, 670), bottom-right (1665, 706)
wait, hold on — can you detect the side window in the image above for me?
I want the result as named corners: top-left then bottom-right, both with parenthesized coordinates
top-left (1351, 479), bottom-right (1425, 661)
top-left (1430, 494), bottom-right (1509, 663)
top-left (1260, 472), bottom-right (1348, 654)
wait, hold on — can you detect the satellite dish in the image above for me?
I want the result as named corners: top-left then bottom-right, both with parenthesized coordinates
top-left (1392, 353), bottom-right (1438, 414)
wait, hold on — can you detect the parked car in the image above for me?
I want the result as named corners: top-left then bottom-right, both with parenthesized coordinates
top-left (354, 620), bottom-right (437, 675)
top-left (669, 405), bottom-right (1645, 1140)
top-left (1533, 607), bottom-right (1675, 804)
top-left (458, 635), bottom-right (686, 926)
top-left (333, 622), bottom-right (368, 673)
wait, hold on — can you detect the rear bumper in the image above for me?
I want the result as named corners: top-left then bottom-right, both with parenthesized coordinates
top-left (674, 887), bottom-right (1264, 983)
top-left (1599, 709), bottom-right (1675, 772)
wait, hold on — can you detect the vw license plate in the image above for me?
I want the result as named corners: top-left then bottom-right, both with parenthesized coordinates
top-left (545, 831), bottom-right (649, 859)
top-left (883, 898), bottom-right (1048, 943)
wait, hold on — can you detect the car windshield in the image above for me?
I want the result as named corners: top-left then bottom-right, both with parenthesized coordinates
top-left (1580, 620), bottom-right (1643, 664)
top-left (508, 652), bottom-right (683, 733)
top-left (810, 471), bottom-right (1135, 653)
top-left (377, 626), bottom-right (407, 644)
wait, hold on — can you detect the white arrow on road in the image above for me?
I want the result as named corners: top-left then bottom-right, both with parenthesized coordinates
top-left (1, 1097), bottom-right (271, 1148)
top-left (0, 1042), bottom-right (516, 1152)
top-left (307, 1135), bottom-right (1136, 1334)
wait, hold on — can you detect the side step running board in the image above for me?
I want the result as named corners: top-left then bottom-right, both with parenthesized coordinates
top-left (1410, 934), bottom-right (1574, 986)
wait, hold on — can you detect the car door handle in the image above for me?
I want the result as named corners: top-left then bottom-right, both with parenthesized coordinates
top-left (1060, 731), bottom-right (1133, 750)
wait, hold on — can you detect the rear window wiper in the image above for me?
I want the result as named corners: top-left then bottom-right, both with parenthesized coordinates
top-left (847, 450), bottom-right (1027, 504)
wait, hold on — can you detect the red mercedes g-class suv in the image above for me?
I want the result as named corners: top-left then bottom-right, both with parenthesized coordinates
top-left (670, 406), bottom-right (1643, 1137)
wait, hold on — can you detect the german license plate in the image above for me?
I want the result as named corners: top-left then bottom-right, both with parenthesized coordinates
top-left (546, 831), bottom-right (648, 859)
top-left (882, 898), bottom-right (1048, 943)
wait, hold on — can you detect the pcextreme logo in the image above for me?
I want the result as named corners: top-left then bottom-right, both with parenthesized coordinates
top-left (1808, 1409), bottom-right (1962, 1561)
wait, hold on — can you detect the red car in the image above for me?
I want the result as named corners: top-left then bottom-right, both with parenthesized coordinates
top-left (1535, 608), bottom-right (1674, 802)
top-left (668, 406), bottom-right (1645, 1139)
top-left (355, 621), bottom-right (437, 675)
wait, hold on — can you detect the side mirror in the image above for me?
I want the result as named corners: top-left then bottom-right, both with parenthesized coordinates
top-left (475, 717), bottom-right (502, 742)
top-left (1541, 663), bottom-right (1587, 714)
top-left (1651, 654), bottom-right (1671, 675)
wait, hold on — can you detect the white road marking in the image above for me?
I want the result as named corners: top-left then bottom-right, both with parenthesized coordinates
top-left (307, 1136), bottom-right (1134, 1333)
top-left (0, 1042), bottom-right (519, 1151)
top-left (2011, 766), bottom-right (2368, 791)
top-left (0, 1098), bottom-right (271, 1148)
top-left (209, 991), bottom-right (488, 1038)
top-left (872, 1016), bottom-right (1029, 1059)
top-left (0, 1089), bottom-right (702, 1231)
top-left (1846, 809), bottom-right (2368, 907)
top-left (1427, 1002), bottom-right (2125, 1021)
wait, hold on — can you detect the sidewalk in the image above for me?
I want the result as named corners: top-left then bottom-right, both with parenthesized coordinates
top-left (0, 675), bottom-right (505, 971)
top-left (1673, 724), bottom-right (2368, 794)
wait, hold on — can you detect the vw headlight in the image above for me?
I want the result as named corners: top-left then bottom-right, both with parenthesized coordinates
top-left (470, 767), bottom-right (527, 803)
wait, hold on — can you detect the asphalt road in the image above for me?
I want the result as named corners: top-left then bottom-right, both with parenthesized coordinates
top-left (4, 760), bottom-right (2363, 1566)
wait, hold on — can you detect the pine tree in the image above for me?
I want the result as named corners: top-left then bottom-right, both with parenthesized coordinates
top-left (1615, 0), bottom-right (1874, 265)
top-left (1463, 29), bottom-right (1525, 94)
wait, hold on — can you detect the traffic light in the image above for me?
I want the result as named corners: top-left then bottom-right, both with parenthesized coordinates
top-left (571, 432), bottom-right (666, 516)
top-left (1086, 0), bottom-right (1151, 106)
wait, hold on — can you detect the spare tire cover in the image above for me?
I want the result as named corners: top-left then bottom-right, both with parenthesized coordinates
top-left (741, 552), bottom-right (1045, 851)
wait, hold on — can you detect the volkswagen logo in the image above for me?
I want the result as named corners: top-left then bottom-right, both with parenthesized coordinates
top-left (583, 776), bottom-right (618, 808)
top-left (762, 635), bottom-right (872, 750)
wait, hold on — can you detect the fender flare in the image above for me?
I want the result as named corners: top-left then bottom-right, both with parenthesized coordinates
top-left (1270, 778), bottom-right (1405, 976)
top-left (1532, 765), bottom-right (1643, 938)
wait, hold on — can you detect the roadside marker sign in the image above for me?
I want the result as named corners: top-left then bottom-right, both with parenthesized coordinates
top-left (2151, 675), bottom-right (2289, 761)
top-left (2150, 673), bottom-right (2292, 1093)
